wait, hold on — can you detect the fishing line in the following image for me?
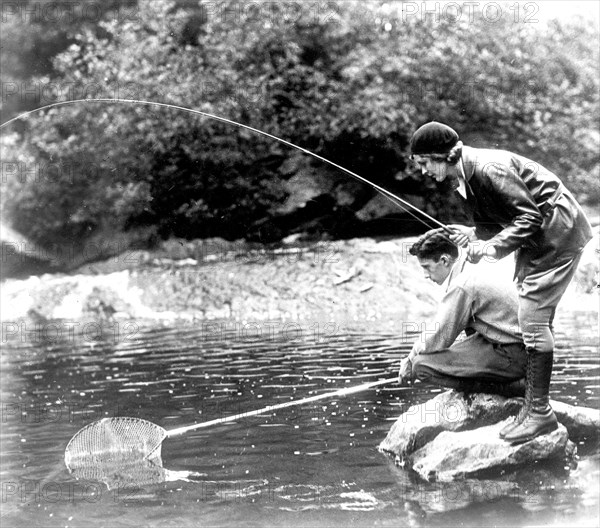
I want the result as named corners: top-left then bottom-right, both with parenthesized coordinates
top-left (0, 98), bottom-right (448, 232)
top-left (1, 100), bottom-right (452, 474)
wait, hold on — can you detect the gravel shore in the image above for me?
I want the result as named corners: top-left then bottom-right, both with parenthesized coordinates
top-left (2, 235), bottom-right (597, 332)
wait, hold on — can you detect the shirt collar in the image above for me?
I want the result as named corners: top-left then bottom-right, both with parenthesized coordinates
top-left (443, 254), bottom-right (467, 293)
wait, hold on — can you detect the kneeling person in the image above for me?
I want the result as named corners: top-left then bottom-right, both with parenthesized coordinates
top-left (398, 229), bottom-right (526, 396)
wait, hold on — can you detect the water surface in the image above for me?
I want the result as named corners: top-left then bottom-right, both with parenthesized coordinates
top-left (1, 311), bottom-right (598, 527)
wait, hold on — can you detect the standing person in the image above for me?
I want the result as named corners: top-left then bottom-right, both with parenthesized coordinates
top-left (397, 229), bottom-right (527, 396)
top-left (409, 121), bottom-right (593, 444)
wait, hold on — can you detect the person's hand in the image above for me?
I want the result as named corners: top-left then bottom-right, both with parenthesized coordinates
top-left (447, 225), bottom-right (476, 248)
top-left (398, 357), bottom-right (413, 385)
top-left (466, 243), bottom-right (497, 263)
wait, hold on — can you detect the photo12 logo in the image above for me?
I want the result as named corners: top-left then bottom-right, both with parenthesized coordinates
top-left (397, 2), bottom-right (539, 23)
top-left (198, 320), bottom-right (340, 342)
top-left (1, 321), bottom-right (140, 344)
top-left (1, 400), bottom-right (123, 424)
top-left (1, 2), bottom-right (140, 24)
top-left (0, 81), bottom-right (143, 106)
top-left (1, 480), bottom-right (142, 504)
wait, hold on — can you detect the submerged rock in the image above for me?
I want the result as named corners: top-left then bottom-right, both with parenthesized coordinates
top-left (383, 458), bottom-right (575, 515)
top-left (380, 390), bottom-right (597, 480)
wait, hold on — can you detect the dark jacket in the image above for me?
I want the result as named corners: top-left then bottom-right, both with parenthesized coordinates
top-left (460, 146), bottom-right (593, 278)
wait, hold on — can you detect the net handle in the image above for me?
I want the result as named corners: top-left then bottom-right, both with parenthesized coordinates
top-left (166, 377), bottom-right (396, 437)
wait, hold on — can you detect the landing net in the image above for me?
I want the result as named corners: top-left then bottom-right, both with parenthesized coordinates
top-left (65, 417), bottom-right (168, 473)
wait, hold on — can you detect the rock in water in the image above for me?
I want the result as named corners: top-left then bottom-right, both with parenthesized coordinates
top-left (379, 391), bottom-right (522, 458)
top-left (410, 421), bottom-right (571, 482)
top-left (551, 400), bottom-right (600, 445)
top-left (380, 390), bottom-right (597, 480)
top-left (380, 390), bottom-right (600, 460)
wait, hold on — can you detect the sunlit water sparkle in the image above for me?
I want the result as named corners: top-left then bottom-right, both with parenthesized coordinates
top-left (1, 312), bottom-right (598, 528)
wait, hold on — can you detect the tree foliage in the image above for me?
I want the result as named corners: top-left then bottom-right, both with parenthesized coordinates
top-left (1, 0), bottom-right (598, 248)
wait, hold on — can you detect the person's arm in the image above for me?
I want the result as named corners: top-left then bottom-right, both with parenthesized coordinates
top-left (407, 284), bottom-right (473, 363)
top-left (399, 285), bottom-right (473, 385)
top-left (475, 162), bottom-right (544, 259)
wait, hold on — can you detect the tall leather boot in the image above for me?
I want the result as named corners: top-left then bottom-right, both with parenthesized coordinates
top-left (499, 349), bottom-right (558, 444)
top-left (498, 352), bottom-right (533, 439)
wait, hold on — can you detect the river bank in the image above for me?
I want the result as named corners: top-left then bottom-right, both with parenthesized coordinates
top-left (1, 237), bottom-right (433, 325)
top-left (2, 233), bottom-right (598, 333)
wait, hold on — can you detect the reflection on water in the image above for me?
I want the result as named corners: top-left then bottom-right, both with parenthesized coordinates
top-left (68, 455), bottom-right (206, 490)
top-left (1, 312), bottom-right (598, 527)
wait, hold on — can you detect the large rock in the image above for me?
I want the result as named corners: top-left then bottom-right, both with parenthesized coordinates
top-left (380, 390), bottom-right (600, 460)
top-left (379, 391), bottom-right (522, 457)
top-left (410, 420), bottom-right (572, 482)
top-left (379, 390), bottom-right (598, 481)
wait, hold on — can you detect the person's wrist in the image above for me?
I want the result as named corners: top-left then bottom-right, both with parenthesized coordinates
top-left (484, 245), bottom-right (498, 259)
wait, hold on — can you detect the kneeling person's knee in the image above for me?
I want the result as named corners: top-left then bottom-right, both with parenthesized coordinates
top-left (411, 355), bottom-right (435, 382)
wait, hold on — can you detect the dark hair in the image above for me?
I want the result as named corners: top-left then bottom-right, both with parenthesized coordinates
top-left (409, 142), bottom-right (463, 166)
top-left (446, 141), bottom-right (462, 165)
top-left (409, 229), bottom-right (459, 260)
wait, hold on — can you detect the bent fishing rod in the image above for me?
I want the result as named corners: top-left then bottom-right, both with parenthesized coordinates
top-left (0, 98), bottom-right (450, 233)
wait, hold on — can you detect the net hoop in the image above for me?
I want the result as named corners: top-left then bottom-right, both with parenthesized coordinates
top-left (65, 417), bottom-right (167, 472)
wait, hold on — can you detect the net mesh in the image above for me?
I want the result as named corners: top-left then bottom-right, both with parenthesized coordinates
top-left (69, 455), bottom-right (168, 489)
top-left (65, 417), bottom-right (168, 473)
